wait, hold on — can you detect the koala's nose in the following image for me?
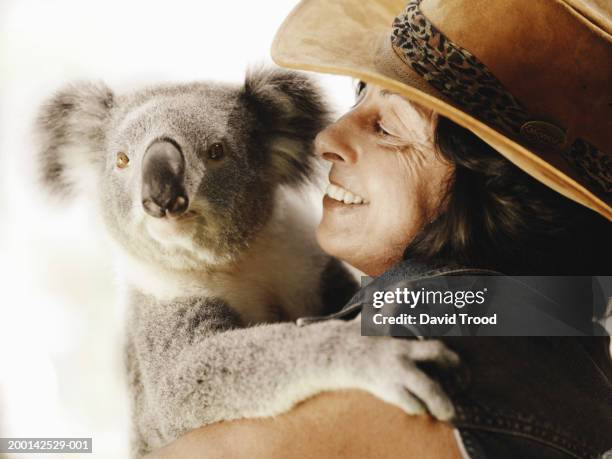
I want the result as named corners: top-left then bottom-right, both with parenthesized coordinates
top-left (141, 139), bottom-right (189, 218)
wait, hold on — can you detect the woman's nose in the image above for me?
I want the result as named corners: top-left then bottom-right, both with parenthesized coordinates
top-left (314, 116), bottom-right (358, 164)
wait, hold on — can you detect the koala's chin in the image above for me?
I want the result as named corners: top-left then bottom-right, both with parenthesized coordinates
top-left (145, 215), bottom-right (194, 245)
top-left (143, 210), bottom-right (201, 253)
top-left (139, 216), bottom-right (243, 271)
top-left (125, 207), bottom-right (236, 275)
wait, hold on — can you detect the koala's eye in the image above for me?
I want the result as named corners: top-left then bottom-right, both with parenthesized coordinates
top-left (207, 142), bottom-right (224, 160)
top-left (116, 152), bottom-right (130, 169)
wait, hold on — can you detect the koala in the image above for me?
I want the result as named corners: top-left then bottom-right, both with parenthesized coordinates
top-left (36, 68), bottom-right (458, 457)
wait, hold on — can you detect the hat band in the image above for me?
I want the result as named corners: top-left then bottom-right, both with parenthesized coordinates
top-left (391, 0), bottom-right (611, 194)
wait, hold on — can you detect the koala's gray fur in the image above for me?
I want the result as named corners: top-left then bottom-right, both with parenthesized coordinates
top-left (36, 68), bottom-right (457, 457)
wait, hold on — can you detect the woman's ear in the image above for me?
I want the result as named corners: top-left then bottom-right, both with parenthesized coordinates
top-left (242, 66), bottom-right (331, 185)
top-left (35, 81), bottom-right (114, 199)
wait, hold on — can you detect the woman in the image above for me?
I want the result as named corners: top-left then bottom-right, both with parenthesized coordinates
top-left (149, 0), bottom-right (612, 457)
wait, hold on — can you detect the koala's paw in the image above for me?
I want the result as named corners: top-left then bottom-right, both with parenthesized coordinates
top-left (337, 316), bottom-right (460, 421)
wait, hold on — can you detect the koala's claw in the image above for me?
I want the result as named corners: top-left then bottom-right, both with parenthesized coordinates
top-left (402, 339), bottom-right (461, 367)
top-left (339, 316), bottom-right (459, 422)
top-left (376, 340), bottom-right (457, 421)
top-left (384, 383), bottom-right (428, 416)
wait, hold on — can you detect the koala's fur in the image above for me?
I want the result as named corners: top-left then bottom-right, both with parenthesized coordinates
top-left (36, 68), bottom-right (457, 457)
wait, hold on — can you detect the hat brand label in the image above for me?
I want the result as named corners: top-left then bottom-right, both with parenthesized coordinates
top-left (520, 121), bottom-right (567, 149)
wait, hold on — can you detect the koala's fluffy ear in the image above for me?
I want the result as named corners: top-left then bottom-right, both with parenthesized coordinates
top-left (36, 81), bottom-right (114, 198)
top-left (243, 67), bottom-right (331, 185)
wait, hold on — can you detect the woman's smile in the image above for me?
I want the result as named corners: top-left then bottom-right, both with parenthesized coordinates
top-left (324, 182), bottom-right (369, 206)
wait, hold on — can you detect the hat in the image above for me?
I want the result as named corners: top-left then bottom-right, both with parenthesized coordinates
top-left (271, 0), bottom-right (612, 220)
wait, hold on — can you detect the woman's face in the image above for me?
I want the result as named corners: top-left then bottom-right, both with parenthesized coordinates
top-left (315, 83), bottom-right (453, 276)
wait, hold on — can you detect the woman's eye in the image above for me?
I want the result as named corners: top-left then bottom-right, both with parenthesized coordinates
top-left (352, 80), bottom-right (367, 106)
top-left (116, 151), bottom-right (130, 169)
top-left (355, 80), bottom-right (366, 97)
top-left (207, 142), bottom-right (225, 160)
top-left (375, 121), bottom-right (393, 137)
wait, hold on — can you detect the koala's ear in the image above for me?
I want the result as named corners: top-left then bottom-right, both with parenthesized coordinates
top-left (36, 81), bottom-right (114, 199)
top-left (242, 67), bottom-right (331, 185)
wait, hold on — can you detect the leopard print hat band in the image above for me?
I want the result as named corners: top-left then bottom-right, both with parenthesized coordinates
top-left (391, 0), bottom-right (611, 194)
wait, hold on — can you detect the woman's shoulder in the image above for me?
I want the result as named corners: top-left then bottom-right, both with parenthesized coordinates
top-left (328, 259), bottom-right (612, 457)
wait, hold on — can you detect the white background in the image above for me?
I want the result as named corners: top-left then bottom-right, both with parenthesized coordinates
top-left (0, 1), bottom-right (353, 457)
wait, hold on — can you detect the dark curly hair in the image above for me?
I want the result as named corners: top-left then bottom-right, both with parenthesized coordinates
top-left (403, 117), bottom-right (611, 275)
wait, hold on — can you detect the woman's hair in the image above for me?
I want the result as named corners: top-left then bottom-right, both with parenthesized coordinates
top-left (403, 116), bottom-right (611, 275)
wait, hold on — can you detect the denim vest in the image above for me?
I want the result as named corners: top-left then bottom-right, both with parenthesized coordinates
top-left (303, 261), bottom-right (612, 459)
